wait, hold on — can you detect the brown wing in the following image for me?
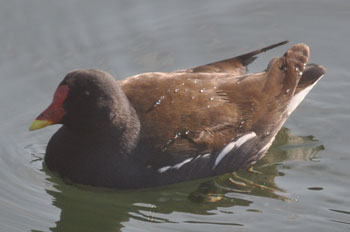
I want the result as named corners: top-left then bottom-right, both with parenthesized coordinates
top-left (120, 72), bottom-right (240, 166)
top-left (186, 40), bottom-right (289, 75)
top-left (120, 43), bottom-right (310, 168)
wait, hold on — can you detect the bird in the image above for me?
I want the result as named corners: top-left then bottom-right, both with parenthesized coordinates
top-left (29, 41), bottom-right (326, 189)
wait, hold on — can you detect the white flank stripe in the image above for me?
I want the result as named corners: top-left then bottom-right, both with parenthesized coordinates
top-left (213, 132), bottom-right (256, 169)
top-left (173, 158), bottom-right (193, 169)
top-left (158, 166), bottom-right (171, 173)
top-left (235, 132), bottom-right (256, 147)
top-left (214, 142), bottom-right (236, 168)
top-left (201, 153), bottom-right (211, 158)
top-left (158, 158), bottom-right (193, 173)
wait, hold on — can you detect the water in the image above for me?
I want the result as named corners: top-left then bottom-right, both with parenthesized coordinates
top-left (1, 1), bottom-right (349, 231)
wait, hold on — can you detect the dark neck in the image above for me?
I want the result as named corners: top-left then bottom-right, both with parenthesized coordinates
top-left (64, 83), bottom-right (141, 157)
top-left (110, 101), bottom-right (141, 156)
top-left (46, 104), bottom-right (141, 188)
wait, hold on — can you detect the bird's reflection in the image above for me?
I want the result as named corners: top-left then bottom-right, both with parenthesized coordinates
top-left (41, 127), bottom-right (324, 232)
top-left (190, 127), bottom-right (324, 203)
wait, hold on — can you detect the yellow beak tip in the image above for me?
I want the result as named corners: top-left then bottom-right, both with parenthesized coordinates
top-left (29, 120), bottom-right (52, 131)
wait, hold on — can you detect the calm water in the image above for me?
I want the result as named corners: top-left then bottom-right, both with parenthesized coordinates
top-left (1, 1), bottom-right (349, 231)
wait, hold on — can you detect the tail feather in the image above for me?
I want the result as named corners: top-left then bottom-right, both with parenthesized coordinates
top-left (237, 40), bottom-right (289, 66)
top-left (263, 43), bottom-right (310, 97)
top-left (190, 41), bottom-right (289, 74)
top-left (296, 64), bottom-right (326, 94)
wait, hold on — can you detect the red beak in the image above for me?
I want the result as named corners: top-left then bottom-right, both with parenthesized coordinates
top-left (29, 85), bottom-right (69, 131)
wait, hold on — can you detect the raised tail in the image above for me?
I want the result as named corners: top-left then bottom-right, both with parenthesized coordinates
top-left (296, 63), bottom-right (326, 94)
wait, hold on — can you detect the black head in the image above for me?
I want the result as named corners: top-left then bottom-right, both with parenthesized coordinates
top-left (30, 69), bottom-right (130, 132)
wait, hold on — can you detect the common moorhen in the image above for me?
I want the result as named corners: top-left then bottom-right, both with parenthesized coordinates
top-left (30, 41), bottom-right (326, 188)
